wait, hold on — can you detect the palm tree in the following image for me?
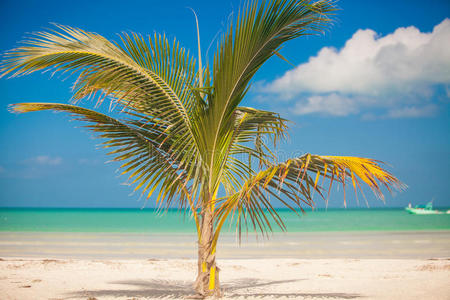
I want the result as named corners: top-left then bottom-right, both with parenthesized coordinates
top-left (1, 0), bottom-right (403, 297)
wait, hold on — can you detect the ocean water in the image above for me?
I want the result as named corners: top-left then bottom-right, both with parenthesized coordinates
top-left (1, 208), bottom-right (449, 233)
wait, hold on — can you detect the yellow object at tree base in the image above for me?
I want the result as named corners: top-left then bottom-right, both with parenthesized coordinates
top-left (209, 266), bottom-right (216, 290)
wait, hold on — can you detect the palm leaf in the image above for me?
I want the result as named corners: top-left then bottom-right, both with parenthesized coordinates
top-left (204, 0), bottom-right (336, 195)
top-left (9, 102), bottom-right (195, 210)
top-left (213, 154), bottom-right (405, 244)
top-left (1, 25), bottom-right (203, 166)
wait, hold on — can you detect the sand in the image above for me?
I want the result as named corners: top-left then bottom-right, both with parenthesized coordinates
top-left (0, 257), bottom-right (449, 299)
top-left (1, 231), bottom-right (450, 259)
top-left (1, 231), bottom-right (449, 299)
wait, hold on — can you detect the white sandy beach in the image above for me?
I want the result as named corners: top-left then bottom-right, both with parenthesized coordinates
top-left (1, 231), bottom-right (450, 299)
top-left (1, 257), bottom-right (449, 300)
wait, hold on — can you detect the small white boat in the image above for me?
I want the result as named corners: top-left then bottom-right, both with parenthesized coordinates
top-left (405, 202), bottom-right (444, 215)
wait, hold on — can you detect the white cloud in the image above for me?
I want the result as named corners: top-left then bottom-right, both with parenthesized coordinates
top-left (386, 104), bottom-right (438, 118)
top-left (263, 19), bottom-right (450, 118)
top-left (25, 155), bottom-right (62, 166)
top-left (293, 94), bottom-right (359, 116)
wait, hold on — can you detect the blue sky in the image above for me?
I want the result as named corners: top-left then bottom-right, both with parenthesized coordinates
top-left (0, 0), bottom-right (449, 208)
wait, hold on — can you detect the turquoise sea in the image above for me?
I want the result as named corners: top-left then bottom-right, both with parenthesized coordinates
top-left (1, 207), bottom-right (449, 233)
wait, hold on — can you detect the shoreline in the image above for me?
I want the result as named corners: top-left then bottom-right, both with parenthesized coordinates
top-left (1, 230), bottom-right (449, 260)
top-left (1, 231), bottom-right (449, 299)
top-left (1, 228), bottom-right (450, 233)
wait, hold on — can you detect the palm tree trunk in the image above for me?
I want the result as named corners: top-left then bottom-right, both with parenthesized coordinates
top-left (193, 206), bottom-right (221, 297)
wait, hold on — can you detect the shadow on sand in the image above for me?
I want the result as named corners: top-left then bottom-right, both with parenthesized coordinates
top-left (67, 278), bottom-right (362, 299)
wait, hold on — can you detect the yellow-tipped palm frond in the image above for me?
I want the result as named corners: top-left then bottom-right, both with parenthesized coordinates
top-left (213, 154), bottom-right (405, 244)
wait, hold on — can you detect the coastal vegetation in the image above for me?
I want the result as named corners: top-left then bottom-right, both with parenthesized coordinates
top-left (1, 0), bottom-right (403, 297)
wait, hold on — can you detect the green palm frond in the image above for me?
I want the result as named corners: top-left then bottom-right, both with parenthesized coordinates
top-left (203, 0), bottom-right (335, 195)
top-left (232, 107), bottom-right (288, 167)
top-left (212, 0), bottom-right (335, 114)
top-left (1, 25), bottom-right (202, 161)
top-left (2, 25), bottom-right (194, 115)
top-left (1, 25), bottom-right (210, 204)
top-left (233, 107), bottom-right (288, 145)
top-left (9, 102), bottom-right (194, 210)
